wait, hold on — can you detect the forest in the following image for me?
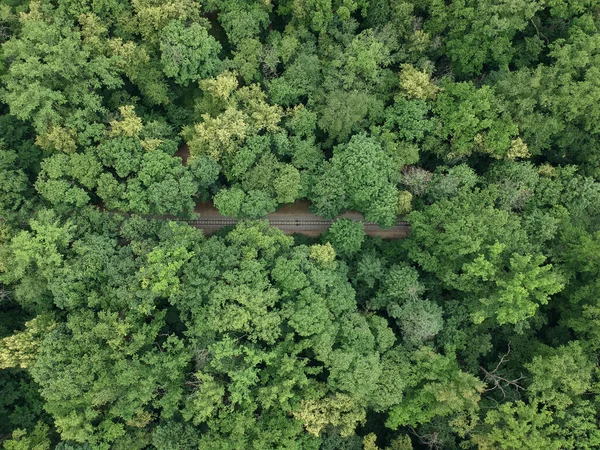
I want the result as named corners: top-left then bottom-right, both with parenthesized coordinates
top-left (1, 0), bottom-right (600, 448)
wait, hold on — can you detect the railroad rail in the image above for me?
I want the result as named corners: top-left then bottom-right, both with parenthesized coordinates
top-left (181, 218), bottom-right (410, 237)
top-left (183, 218), bottom-right (410, 227)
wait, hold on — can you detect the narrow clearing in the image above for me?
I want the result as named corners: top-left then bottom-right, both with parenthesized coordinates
top-left (191, 201), bottom-right (410, 238)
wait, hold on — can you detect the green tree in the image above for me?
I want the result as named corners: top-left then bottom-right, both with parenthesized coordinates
top-left (525, 342), bottom-right (594, 410)
top-left (0, 143), bottom-right (30, 215)
top-left (311, 134), bottom-right (401, 227)
top-left (405, 185), bottom-right (564, 326)
top-left (293, 394), bottom-right (366, 438)
top-left (471, 401), bottom-right (568, 450)
top-left (159, 20), bottom-right (221, 85)
top-left (273, 164), bottom-right (301, 204)
top-left (2, 422), bottom-right (52, 450)
top-left (492, 18), bottom-right (600, 176)
top-left (213, 186), bottom-right (245, 218)
top-left (433, 80), bottom-right (523, 160)
top-left (187, 75), bottom-right (282, 161)
top-left (2, 5), bottom-right (123, 150)
top-left (425, 0), bottom-right (542, 76)
top-left (209, 0), bottom-right (271, 46)
top-left (151, 422), bottom-right (200, 450)
top-left (391, 299), bottom-right (443, 346)
top-left (324, 219), bottom-right (365, 258)
top-left (385, 347), bottom-right (483, 429)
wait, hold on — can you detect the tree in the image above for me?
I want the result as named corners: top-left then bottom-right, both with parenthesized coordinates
top-left (293, 394), bottom-right (366, 438)
top-left (267, 51), bottom-right (323, 106)
top-left (240, 189), bottom-right (278, 218)
top-left (0, 144), bottom-right (30, 215)
top-left (318, 90), bottom-right (384, 143)
top-left (383, 96), bottom-right (433, 144)
top-left (391, 299), bottom-right (443, 346)
top-left (397, 191), bottom-right (412, 215)
top-left (121, 0), bottom-right (202, 44)
top-left (398, 64), bottom-right (439, 100)
top-left (187, 74), bottom-right (282, 161)
top-left (471, 401), bottom-right (568, 450)
top-left (4, 218), bottom-right (198, 447)
top-left (1, 209), bottom-right (75, 312)
top-left (425, 0), bottom-right (542, 76)
top-left (310, 162), bottom-right (350, 219)
top-left (311, 134), bottom-right (400, 227)
top-left (0, 315), bottom-right (55, 369)
top-left (326, 29), bottom-right (392, 90)
top-left (385, 347), bottom-right (483, 429)
top-left (229, 37), bottom-right (263, 83)
top-left (35, 152), bottom-right (102, 211)
top-left (371, 263), bottom-right (425, 309)
top-left (405, 185), bottom-right (564, 326)
top-left (525, 342), bottom-right (594, 410)
top-left (492, 18), bottom-right (600, 176)
top-left (187, 155), bottom-right (221, 201)
top-left (166, 222), bottom-right (388, 445)
top-left (159, 20), bottom-right (221, 85)
top-left (2, 422), bottom-right (52, 450)
top-left (209, 0), bottom-right (271, 46)
top-left (273, 164), bottom-right (301, 204)
top-left (32, 317), bottom-right (190, 448)
top-left (4, 1), bottom-right (600, 447)
top-left (213, 186), bottom-right (245, 217)
top-left (324, 219), bottom-right (365, 258)
top-left (2, 5), bottom-right (123, 150)
top-left (433, 80), bottom-right (523, 160)
top-left (276, 0), bottom-right (368, 34)
top-left (151, 422), bottom-right (200, 450)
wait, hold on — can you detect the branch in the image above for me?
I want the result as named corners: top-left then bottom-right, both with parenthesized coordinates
top-left (479, 343), bottom-right (526, 398)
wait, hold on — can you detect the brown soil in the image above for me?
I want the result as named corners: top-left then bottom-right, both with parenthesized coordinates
top-left (193, 201), bottom-right (409, 239)
top-left (174, 144), bottom-right (190, 166)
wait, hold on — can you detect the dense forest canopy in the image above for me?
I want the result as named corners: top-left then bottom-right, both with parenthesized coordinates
top-left (1, 0), bottom-right (600, 448)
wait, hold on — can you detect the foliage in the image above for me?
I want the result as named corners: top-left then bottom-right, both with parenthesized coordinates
top-left (433, 81), bottom-right (522, 159)
top-left (405, 183), bottom-right (564, 326)
top-left (2, 0), bottom-right (600, 447)
top-left (312, 134), bottom-right (401, 227)
top-left (324, 219), bottom-right (365, 258)
top-left (159, 20), bottom-right (221, 85)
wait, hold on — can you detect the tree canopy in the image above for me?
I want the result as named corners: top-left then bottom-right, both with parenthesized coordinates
top-left (2, 0), bottom-right (600, 448)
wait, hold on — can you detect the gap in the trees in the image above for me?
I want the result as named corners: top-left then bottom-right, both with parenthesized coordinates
top-left (190, 200), bottom-right (410, 238)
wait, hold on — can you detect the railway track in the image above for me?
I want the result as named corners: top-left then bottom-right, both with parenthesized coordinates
top-left (100, 212), bottom-right (410, 237)
top-left (183, 218), bottom-right (410, 230)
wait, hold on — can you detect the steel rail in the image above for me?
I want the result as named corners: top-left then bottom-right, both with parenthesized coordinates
top-left (182, 219), bottom-right (410, 228)
top-left (180, 219), bottom-right (411, 239)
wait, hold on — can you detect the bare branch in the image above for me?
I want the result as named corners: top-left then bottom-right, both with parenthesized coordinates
top-left (409, 427), bottom-right (443, 450)
top-left (479, 343), bottom-right (526, 398)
